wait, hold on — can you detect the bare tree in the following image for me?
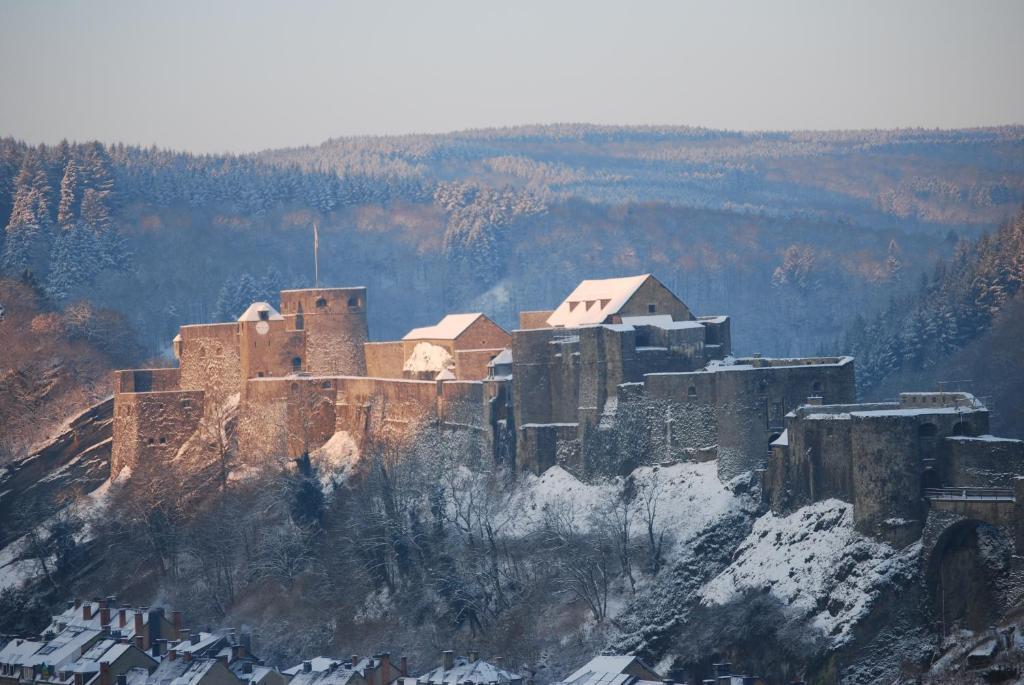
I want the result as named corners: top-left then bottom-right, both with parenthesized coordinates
top-left (637, 469), bottom-right (666, 574)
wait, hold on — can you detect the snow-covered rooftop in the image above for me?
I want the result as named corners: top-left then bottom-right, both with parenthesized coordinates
top-left (404, 313), bottom-right (484, 341)
top-left (620, 315), bottom-right (703, 331)
top-left (487, 348), bottom-right (513, 367)
top-left (418, 656), bottom-right (522, 685)
top-left (547, 274), bottom-right (651, 328)
top-left (237, 302), bottom-right (283, 322)
top-left (558, 655), bottom-right (658, 685)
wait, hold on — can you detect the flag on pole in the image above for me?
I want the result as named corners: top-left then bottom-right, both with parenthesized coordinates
top-left (313, 223), bottom-right (320, 287)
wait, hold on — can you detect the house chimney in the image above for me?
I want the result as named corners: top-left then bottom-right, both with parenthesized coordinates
top-left (118, 607), bottom-right (128, 628)
top-left (172, 611), bottom-right (183, 640)
top-left (100, 605), bottom-right (111, 628)
top-left (190, 632), bottom-right (200, 645)
top-left (134, 609), bottom-right (145, 644)
top-left (184, 651), bottom-right (192, 663)
top-left (151, 642), bottom-right (161, 658)
top-left (303, 661), bottom-right (312, 674)
top-left (75, 673), bottom-right (85, 685)
top-left (99, 662), bottom-right (112, 685)
top-left (352, 656), bottom-right (360, 669)
top-left (75, 598), bottom-right (82, 609)
top-left (179, 629), bottom-right (190, 644)
top-left (84, 603), bottom-right (94, 621)
top-left (443, 651), bottom-right (454, 672)
top-left (168, 650), bottom-right (177, 662)
top-left (379, 653), bottom-right (391, 685)
top-left (400, 657), bottom-right (408, 676)
top-left (232, 644), bottom-right (245, 661)
top-left (134, 636), bottom-right (144, 651)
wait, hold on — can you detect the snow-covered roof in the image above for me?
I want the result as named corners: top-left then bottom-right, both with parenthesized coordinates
top-left (403, 313), bottom-right (484, 341)
top-left (435, 368), bottom-right (456, 381)
top-left (0, 639), bottom-right (43, 665)
top-left (557, 656), bottom-right (660, 685)
top-left (620, 315), bottom-right (703, 331)
top-left (20, 627), bottom-right (100, 668)
top-left (282, 658), bottom-right (342, 676)
top-left (547, 275), bottom-right (651, 328)
top-left (487, 348), bottom-right (513, 367)
top-left (417, 656), bottom-right (522, 685)
top-left (237, 302), bottom-right (283, 322)
top-left (771, 429), bottom-right (788, 448)
top-left (169, 632), bottom-right (224, 656)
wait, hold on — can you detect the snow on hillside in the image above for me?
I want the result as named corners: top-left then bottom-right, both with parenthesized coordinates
top-left (311, 430), bottom-right (360, 486)
top-left (508, 460), bottom-right (747, 550)
top-left (700, 499), bottom-right (920, 644)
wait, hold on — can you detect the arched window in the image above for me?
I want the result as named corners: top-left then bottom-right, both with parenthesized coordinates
top-left (295, 304), bottom-right (304, 330)
top-left (758, 378), bottom-right (769, 394)
top-left (951, 421), bottom-right (972, 437)
top-left (811, 380), bottom-right (823, 395)
top-left (347, 295), bottom-right (360, 308)
top-left (315, 297), bottom-right (327, 308)
top-left (687, 385), bottom-right (697, 400)
top-left (292, 356), bottom-right (302, 371)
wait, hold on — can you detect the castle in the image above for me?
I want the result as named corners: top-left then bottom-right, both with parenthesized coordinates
top-left (112, 274), bottom-right (1024, 614)
top-left (111, 275), bottom-right (856, 483)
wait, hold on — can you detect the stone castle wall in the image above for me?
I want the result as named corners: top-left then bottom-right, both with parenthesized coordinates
top-left (111, 389), bottom-right (204, 478)
top-left (941, 436), bottom-right (1024, 487)
top-left (364, 341), bottom-right (405, 378)
top-left (177, 323), bottom-right (242, 403)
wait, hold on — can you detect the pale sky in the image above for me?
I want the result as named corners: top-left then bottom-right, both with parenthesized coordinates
top-left (1, 0), bottom-right (1022, 154)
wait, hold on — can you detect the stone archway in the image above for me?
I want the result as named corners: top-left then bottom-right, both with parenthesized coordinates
top-left (924, 516), bottom-right (1014, 635)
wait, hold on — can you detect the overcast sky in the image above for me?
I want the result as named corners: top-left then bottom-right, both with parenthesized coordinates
top-left (1, 0), bottom-right (1022, 154)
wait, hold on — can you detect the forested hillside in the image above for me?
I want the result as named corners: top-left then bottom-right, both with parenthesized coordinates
top-left (843, 206), bottom-right (1024, 436)
top-left (1, 127), bottom-right (1022, 371)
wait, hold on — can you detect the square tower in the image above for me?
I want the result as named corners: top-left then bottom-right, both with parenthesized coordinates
top-left (279, 287), bottom-right (369, 376)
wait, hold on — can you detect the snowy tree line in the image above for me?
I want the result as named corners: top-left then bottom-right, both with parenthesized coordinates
top-left (842, 207), bottom-right (1024, 396)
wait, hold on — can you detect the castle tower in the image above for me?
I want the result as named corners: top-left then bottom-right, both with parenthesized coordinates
top-left (279, 287), bottom-right (368, 376)
top-left (238, 301), bottom-right (303, 383)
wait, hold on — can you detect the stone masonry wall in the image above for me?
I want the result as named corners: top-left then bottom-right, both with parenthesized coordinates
top-left (112, 390), bottom-right (204, 478)
top-left (364, 341), bottom-right (405, 378)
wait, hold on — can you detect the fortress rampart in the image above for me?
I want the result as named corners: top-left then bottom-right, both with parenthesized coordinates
top-left (110, 273), bottom-right (1024, 561)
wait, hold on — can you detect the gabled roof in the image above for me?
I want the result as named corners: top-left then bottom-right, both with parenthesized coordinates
top-left (558, 656), bottom-right (660, 685)
top-left (238, 302), bottom-right (283, 322)
top-left (418, 657), bottom-right (521, 685)
top-left (403, 314), bottom-right (484, 341)
top-left (546, 275), bottom-right (651, 328)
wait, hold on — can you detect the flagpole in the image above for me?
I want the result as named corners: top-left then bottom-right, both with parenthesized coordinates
top-left (313, 222), bottom-right (320, 288)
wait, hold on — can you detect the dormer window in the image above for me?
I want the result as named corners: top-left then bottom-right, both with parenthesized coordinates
top-left (258, 310), bottom-right (269, 322)
top-left (600, 299), bottom-right (610, 309)
top-left (647, 303), bottom-right (656, 313)
top-left (568, 301), bottom-right (580, 312)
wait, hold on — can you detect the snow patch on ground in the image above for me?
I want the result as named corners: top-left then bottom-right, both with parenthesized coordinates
top-left (700, 499), bottom-right (919, 643)
top-left (403, 342), bottom-right (453, 373)
top-left (311, 430), bottom-right (360, 485)
top-left (507, 460), bottom-right (746, 549)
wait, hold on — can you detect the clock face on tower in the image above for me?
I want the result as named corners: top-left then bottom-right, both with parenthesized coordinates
top-left (255, 321), bottom-right (270, 335)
